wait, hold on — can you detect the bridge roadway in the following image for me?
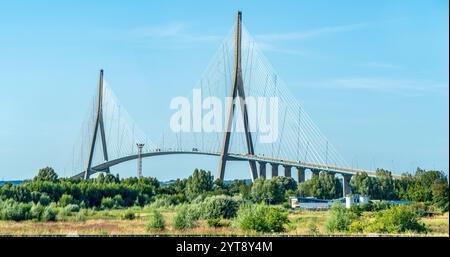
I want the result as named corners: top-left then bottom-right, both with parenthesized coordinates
top-left (72, 150), bottom-right (400, 179)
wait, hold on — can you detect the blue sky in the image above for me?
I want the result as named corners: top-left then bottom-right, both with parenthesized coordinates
top-left (0, 0), bottom-right (448, 180)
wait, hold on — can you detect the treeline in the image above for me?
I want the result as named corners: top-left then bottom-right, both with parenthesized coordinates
top-left (0, 166), bottom-right (448, 222)
top-left (298, 168), bottom-right (448, 212)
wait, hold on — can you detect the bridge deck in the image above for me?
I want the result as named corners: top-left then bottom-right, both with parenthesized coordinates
top-left (72, 150), bottom-right (401, 179)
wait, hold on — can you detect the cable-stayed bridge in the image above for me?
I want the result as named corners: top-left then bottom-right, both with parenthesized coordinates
top-left (66, 12), bottom-right (398, 196)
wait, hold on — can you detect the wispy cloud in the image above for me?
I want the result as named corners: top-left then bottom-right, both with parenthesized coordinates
top-left (129, 22), bottom-right (221, 45)
top-left (256, 42), bottom-right (308, 56)
top-left (255, 22), bottom-right (370, 42)
top-left (299, 77), bottom-right (449, 96)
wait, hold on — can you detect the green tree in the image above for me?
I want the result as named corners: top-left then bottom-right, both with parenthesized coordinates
top-left (185, 169), bottom-right (214, 200)
top-left (298, 173), bottom-right (341, 199)
top-left (250, 178), bottom-right (266, 203)
top-left (375, 169), bottom-right (396, 200)
top-left (263, 179), bottom-right (285, 204)
top-left (34, 167), bottom-right (58, 182)
top-left (317, 173), bottom-right (341, 199)
top-left (431, 183), bottom-right (449, 212)
top-left (350, 173), bottom-right (370, 196)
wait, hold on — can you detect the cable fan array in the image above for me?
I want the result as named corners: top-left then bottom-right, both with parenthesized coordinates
top-left (66, 22), bottom-right (349, 177)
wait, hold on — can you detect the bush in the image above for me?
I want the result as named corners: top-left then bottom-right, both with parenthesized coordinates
top-left (282, 202), bottom-right (291, 210)
top-left (75, 209), bottom-right (88, 222)
top-left (65, 204), bottom-right (80, 213)
top-left (172, 207), bottom-right (198, 230)
top-left (371, 201), bottom-right (391, 211)
top-left (41, 204), bottom-right (57, 222)
top-left (348, 220), bottom-right (368, 233)
top-left (406, 202), bottom-right (429, 217)
top-left (122, 211), bottom-right (135, 220)
top-left (0, 200), bottom-right (32, 221)
top-left (325, 202), bottom-right (356, 232)
top-left (101, 197), bottom-right (114, 209)
top-left (200, 195), bottom-right (240, 219)
top-left (30, 203), bottom-right (45, 221)
top-left (234, 204), bottom-right (289, 233)
top-left (207, 218), bottom-right (223, 228)
top-left (39, 193), bottom-right (51, 206)
top-left (366, 205), bottom-right (427, 234)
top-left (307, 222), bottom-right (319, 234)
top-left (59, 194), bottom-right (75, 207)
top-left (149, 194), bottom-right (186, 209)
top-left (113, 195), bottom-right (124, 208)
top-left (147, 210), bottom-right (165, 231)
top-left (57, 207), bottom-right (71, 221)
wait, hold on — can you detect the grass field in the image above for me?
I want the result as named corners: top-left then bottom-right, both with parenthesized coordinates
top-left (0, 207), bottom-right (448, 236)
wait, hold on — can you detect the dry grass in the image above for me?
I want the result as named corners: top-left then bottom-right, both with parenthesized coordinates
top-left (0, 208), bottom-right (448, 237)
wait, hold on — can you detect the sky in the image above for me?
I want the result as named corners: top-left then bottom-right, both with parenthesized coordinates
top-left (0, 0), bottom-right (448, 181)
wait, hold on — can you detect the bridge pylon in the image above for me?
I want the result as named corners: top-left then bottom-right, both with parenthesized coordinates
top-left (218, 11), bottom-right (258, 182)
top-left (84, 69), bottom-right (110, 179)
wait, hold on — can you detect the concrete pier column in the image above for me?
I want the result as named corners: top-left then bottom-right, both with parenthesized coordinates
top-left (311, 169), bottom-right (320, 178)
top-left (258, 162), bottom-right (266, 179)
top-left (271, 163), bottom-right (279, 177)
top-left (342, 174), bottom-right (352, 197)
top-left (297, 167), bottom-right (305, 183)
top-left (283, 165), bottom-right (292, 177)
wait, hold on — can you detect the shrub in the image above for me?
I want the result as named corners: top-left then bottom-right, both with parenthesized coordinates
top-left (41, 204), bottom-right (57, 222)
top-left (406, 202), bottom-right (429, 217)
top-left (59, 194), bottom-right (75, 207)
top-left (122, 211), bottom-right (135, 220)
top-left (57, 207), bottom-right (71, 221)
top-left (265, 206), bottom-right (290, 232)
top-left (65, 204), bottom-right (80, 213)
top-left (207, 218), bottom-right (223, 228)
top-left (325, 202), bottom-right (356, 232)
top-left (113, 195), bottom-right (124, 208)
top-left (282, 202), bottom-right (291, 210)
top-left (366, 205), bottom-right (427, 234)
top-left (101, 197), bottom-right (114, 209)
top-left (371, 201), bottom-right (391, 211)
top-left (30, 203), bottom-right (45, 221)
top-left (172, 207), bottom-right (198, 230)
top-left (147, 210), bottom-right (165, 231)
top-left (39, 193), bottom-right (51, 206)
top-left (307, 222), bottom-right (319, 234)
top-left (348, 220), bottom-right (368, 233)
top-left (200, 195), bottom-right (240, 219)
top-left (75, 209), bottom-right (88, 222)
top-left (234, 204), bottom-right (289, 233)
top-left (0, 200), bottom-right (32, 221)
top-left (149, 194), bottom-right (186, 209)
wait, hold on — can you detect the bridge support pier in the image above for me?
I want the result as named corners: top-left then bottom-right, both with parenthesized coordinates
top-left (297, 167), bottom-right (305, 183)
top-left (283, 165), bottom-right (292, 177)
top-left (258, 162), bottom-right (266, 179)
top-left (271, 163), bottom-right (279, 178)
top-left (311, 170), bottom-right (320, 178)
top-left (342, 174), bottom-right (352, 197)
